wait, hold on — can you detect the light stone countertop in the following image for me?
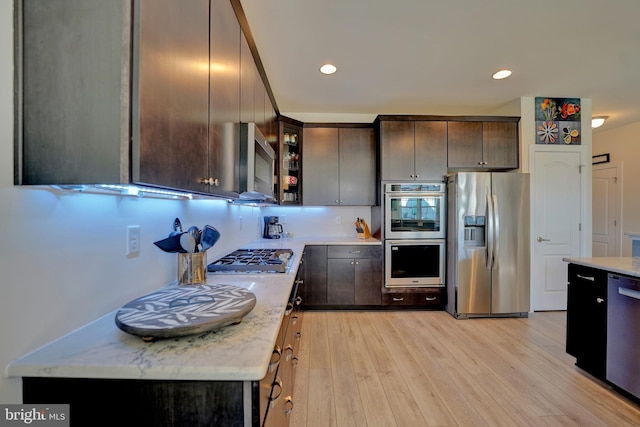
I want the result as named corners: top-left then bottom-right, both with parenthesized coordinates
top-left (7, 237), bottom-right (380, 382)
top-left (563, 256), bottom-right (640, 279)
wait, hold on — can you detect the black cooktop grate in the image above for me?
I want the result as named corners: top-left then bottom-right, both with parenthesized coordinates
top-left (207, 248), bottom-right (294, 273)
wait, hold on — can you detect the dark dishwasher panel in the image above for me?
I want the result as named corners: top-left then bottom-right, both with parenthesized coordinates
top-left (607, 273), bottom-right (640, 400)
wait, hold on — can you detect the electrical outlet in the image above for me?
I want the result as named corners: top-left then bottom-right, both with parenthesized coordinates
top-left (335, 216), bottom-right (341, 225)
top-left (127, 225), bottom-right (140, 255)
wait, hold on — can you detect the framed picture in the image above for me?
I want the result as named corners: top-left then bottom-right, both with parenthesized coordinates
top-left (535, 97), bottom-right (581, 145)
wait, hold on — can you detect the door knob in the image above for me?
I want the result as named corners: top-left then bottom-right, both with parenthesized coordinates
top-left (537, 237), bottom-right (551, 242)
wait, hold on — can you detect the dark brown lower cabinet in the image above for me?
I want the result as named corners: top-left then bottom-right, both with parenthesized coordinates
top-left (23, 377), bottom-right (256, 427)
top-left (566, 263), bottom-right (608, 380)
top-left (382, 288), bottom-right (446, 308)
top-left (263, 260), bottom-right (304, 426)
top-left (305, 245), bottom-right (382, 309)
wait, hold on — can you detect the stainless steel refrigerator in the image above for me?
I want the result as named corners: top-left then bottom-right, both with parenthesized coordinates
top-left (446, 172), bottom-right (530, 318)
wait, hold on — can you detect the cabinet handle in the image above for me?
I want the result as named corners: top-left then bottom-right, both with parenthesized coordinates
top-left (392, 297), bottom-right (404, 302)
top-left (292, 356), bottom-right (299, 367)
top-left (200, 177), bottom-right (219, 186)
top-left (355, 261), bottom-right (359, 265)
top-left (349, 250), bottom-right (361, 254)
top-left (415, 174), bottom-right (419, 178)
top-left (283, 396), bottom-right (294, 416)
top-left (425, 296), bottom-right (437, 301)
top-left (269, 377), bottom-right (283, 407)
top-left (596, 297), bottom-right (604, 303)
top-left (292, 314), bottom-right (299, 325)
top-left (335, 200), bottom-right (339, 204)
top-left (269, 345), bottom-right (282, 372)
top-left (296, 331), bottom-right (302, 340)
top-left (285, 302), bottom-right (294, 315)
top-left (576, 274), bottom-right (595, 282)
top-left (295, 296), bottom-right (303, 306)
top-left (284, 344), bottom-right (294, 361)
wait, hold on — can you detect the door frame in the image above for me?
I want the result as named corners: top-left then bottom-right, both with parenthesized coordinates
top-left (529, 144), bottom-right (591, 311)
top-left (592, 161), bottom-right (623, 256)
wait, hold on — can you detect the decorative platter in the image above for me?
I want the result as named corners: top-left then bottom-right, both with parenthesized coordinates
top-left (115, 283), bottom-right (256, 341)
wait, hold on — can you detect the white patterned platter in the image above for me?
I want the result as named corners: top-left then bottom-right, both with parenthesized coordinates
top-left (115, 284), bottom-right (257, 340)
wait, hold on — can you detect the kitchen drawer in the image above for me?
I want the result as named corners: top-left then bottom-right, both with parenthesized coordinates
top-left (382, 289), bottom-right (445, 307)
top-left (327, 245), bottom-right (381, 259)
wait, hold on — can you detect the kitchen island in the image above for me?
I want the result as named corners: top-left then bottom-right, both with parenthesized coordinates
top-left (563, 256), bottom-right (640, 278)
top-left (6, 237), bottom-right (380, 427)
top-left (564, 256), bottom-right (640, 403)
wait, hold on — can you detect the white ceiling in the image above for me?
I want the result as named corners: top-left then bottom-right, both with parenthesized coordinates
top-left (239, 0), bottom-right (640, 133)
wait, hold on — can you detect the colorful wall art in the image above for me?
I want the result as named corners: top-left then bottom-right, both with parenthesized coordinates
top-left (535, 97), bottom-right (581, 144)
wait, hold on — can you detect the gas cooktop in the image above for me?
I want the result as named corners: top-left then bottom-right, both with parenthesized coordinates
top-left (207, 248), bottom-right (294, 273)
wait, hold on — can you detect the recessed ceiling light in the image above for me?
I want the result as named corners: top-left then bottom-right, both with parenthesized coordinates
top-left (319, 63), bottom-right (337, 75)
top-left (592, 116), bottom-right (608, 128)
top-left (492, 69), bottom-right (512, 80)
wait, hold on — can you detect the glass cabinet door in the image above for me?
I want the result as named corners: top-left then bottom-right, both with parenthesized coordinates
top-left (277, 119), bottom-right (303, 204)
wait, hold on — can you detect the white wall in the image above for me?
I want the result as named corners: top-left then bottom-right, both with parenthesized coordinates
top-left (593, 121), bottom-right (640, 256)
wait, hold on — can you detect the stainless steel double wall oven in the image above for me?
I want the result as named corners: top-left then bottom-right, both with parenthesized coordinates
top-left (383, 182), bottom-right (446, 287)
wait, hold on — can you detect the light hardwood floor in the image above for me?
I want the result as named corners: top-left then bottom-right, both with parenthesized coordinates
top-left (291, 310), bottom-right (640, 427)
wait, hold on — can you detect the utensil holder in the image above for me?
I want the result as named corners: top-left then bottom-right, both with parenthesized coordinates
top-left (178, 252), bottom-right (207, 286)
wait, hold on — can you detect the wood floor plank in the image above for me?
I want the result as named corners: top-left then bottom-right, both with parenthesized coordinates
top-left (327, 317), bottom-right (368, 427)
top-left (290, 310), bottom-right (640, 427)
top-left (351, 312), bottom-right (429, 427)
top-left (340, 312), bottom-right (399, 427)
top-left (368, 311), bottom-right (458, 426)
top-left (387, 311), bottom-right (490, 427)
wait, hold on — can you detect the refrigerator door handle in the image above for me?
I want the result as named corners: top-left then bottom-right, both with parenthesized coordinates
top-left (486, 193), bottom-right (494, 270)
top-left (492, 194), bottom-right (499, 270)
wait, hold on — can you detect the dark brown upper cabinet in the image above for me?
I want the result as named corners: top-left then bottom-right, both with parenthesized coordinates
top-left (447, 119), bottom-right (519, 170)
top-left (379, 120), bottom-right (447, 182)
top-left (17, 0), bottom-right (278, 198)
top-left (303, 125), bottom-right (376, 206)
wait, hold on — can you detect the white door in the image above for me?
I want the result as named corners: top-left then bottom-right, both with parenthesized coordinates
top-left (532, 150), bottom-right (582, 311)
top-left (592, 165), bottom-right (620, 256)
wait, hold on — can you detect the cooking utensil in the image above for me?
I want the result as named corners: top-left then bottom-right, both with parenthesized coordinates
top-left (154, 233), bottom-right (184, 253)
top-left (179, 232), bottom-right (197, 253)
top-left (200, 225), bottom-right (221, 252)
top-left (187, 226), bottom-right (201, 252)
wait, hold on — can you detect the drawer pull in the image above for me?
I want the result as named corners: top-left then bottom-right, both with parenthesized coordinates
top-left (269, 345), bottom-right (282, 372)
top-left (425, 296), bottom-right (437, 301)
top-left (284, 344), bottom-right (294, 361)
top-left (269, 377), bottom-right (283, 408)
top-left (393, 297), bottom-right (404, 302)
top-left (283, 396), bottom-right (294, 416)
top-left (285, 302), bottom-right (294, 315)
top-left (576, 274), bottom-right (595, 282)
top-left (349, 250), bottom-right (361, 254)
top-left (596, 297), bottom-right (604, 304)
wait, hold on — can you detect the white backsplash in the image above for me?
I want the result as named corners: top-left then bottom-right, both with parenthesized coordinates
top-left (261, 205), bottom-right (374, 238)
